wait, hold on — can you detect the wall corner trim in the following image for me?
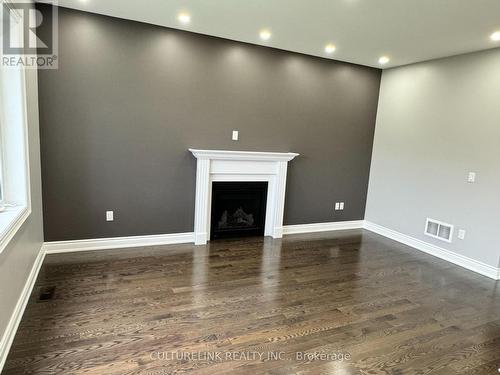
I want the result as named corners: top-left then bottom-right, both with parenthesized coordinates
top-left (363, 221), bottom-right (500, 280)
top-left (0, 246), bottom-right (46, 372)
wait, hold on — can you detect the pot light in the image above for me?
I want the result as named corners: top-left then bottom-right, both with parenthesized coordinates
top-left (491, 31), bottom-right (500, 41)
top-left (378, 56), bottom-right (390, 65)
top-left (177, 12), bottom-right (191, 25)
top-left (259, 29), bottom-right (272, 41)
top-left (324, 43), bottom-right (336, 54)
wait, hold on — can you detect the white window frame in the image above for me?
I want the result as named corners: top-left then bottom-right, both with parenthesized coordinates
top-left (0, 7), bottom-right (32, 254)
top-left (0, 118), bottom-right (5, 204)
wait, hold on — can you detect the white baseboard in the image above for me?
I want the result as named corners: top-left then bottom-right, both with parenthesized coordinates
top-left (42, 222), bottom-right (366, 254)
top-left (364, 221), bottom-right (500, 280)
top-left (42, 220), bottom-right (499, 281)
top-left (0, 246), bottom-right (45, 372)
top-left (43, 232), bottom-right (195, 254)
top-left (283, 220), bottom-right (364, 235)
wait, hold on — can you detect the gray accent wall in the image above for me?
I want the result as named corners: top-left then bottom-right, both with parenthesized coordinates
top-left (38, 6), bottom-right (381, 241)
top-left (366, 48), bottom-right (500, 268)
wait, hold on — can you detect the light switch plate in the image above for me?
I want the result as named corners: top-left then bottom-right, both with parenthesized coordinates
top-left (232, 130), bottom-right (239, 141)
top-left (458, 229), bottom-right (466, 240)
top-left (467, 172), bottom-right (476, 183)
top-left (106, 211), bottom-right (114, 221)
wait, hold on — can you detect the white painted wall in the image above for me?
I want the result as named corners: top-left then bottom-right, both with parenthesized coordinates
top-left (366, 48), bottom-right (500, 269)
top-left (0, 67), bottom-right (44, 366)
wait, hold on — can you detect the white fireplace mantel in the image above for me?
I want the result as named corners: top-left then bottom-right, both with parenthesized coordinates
top-left (189, 149), bottom-right (299, 245)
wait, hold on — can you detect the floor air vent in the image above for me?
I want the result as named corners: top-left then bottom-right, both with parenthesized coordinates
top-left (425, 218), bottom-right (453, 243)
top-left (38, 286), bottom-right (56, 301)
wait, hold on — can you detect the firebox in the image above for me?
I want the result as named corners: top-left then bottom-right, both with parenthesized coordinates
top-left (210, 182), bottom-right (268, 240)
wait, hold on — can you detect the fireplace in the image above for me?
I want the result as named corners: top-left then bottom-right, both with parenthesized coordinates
top-left (210, 182), bottom-right (268, 240)
top-left (189, 149), bottom-right (299, 245)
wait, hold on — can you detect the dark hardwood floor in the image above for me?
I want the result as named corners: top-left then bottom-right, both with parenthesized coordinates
top-left (4, 230), bottom-right (500, 374)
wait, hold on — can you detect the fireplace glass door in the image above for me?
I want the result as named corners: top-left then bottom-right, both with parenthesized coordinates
top-left (210, 182), bottom-right (268, 240)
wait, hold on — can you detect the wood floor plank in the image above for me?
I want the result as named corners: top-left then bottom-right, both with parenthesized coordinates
top-left (4, 230), bottom-right (500, 374)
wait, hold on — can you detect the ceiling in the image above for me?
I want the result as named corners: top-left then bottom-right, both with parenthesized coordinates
top-left (40, 0), bottom-right (500, 68)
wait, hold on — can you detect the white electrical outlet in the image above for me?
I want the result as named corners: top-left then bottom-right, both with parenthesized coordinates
top-left (232, 130), bottom-right (239, 141)
top-left (335, 202), bottom-right (340, 210)
top-left (339, 202), bottom-right (345, 210)
top-left (467, 172), bottom-right (476, 183)
top-left (458, 229), bottom-right (466, 240)
top-left (106, 211), bottom-right (114, 222)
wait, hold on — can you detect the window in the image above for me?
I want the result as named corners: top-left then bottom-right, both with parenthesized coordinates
top-left (0, 9), bottom-right (31, 253)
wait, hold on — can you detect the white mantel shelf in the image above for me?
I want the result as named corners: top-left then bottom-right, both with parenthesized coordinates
top-left (189, 149), bottom-right (299, 162)
top-left (189, 149), bottom-right (299, 245)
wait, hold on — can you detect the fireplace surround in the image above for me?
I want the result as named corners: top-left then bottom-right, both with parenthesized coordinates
top-left (189, 149), bottom-right (299, 245)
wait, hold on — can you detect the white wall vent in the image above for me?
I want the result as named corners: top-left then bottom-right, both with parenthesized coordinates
top-left (425, 218), bottom-right (454, 243)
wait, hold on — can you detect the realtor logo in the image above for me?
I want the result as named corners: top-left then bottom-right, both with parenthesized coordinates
top-left (1, 0), bottom-right (58, 69)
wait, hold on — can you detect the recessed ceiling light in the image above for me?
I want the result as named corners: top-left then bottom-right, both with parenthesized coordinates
top-left (177, 12), bottom-right (191, 25)
top-left (378, 56), bottom-right (390, 65)
top-left (324, 43), bottom-right (336, 54)
top-left (491, 31), bottom-right (500, 41)
top-left (259, 29), bottom-right (272, 41)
